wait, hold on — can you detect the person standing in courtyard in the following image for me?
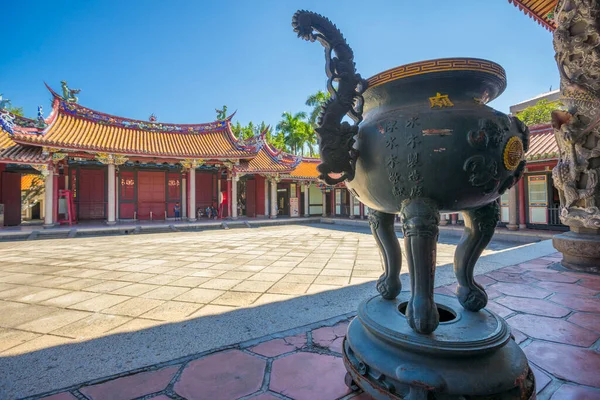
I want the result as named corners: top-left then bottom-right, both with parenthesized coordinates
top-left (174, 202), bottom-right (181, 220)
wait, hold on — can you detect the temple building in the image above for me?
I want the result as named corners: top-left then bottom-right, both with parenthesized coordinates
top-left (499, 122), bottom-right (564, 230)
top-left (0, 85), bottom-right (365, 227)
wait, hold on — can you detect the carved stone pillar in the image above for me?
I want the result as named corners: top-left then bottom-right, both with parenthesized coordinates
top-left (518, 178), bottom-right (527, 229)
top-left (264, 178), bottom-right (269, 217)
top-left (304, 183), bottom-right (310, 217)
top-left (349, 193), bottom-right (355, 219)
top-left (42, 167), bottom-right (54, 227)
top-left (270, 177), bottom-right (278, 218)
top-left (107, 163), bottom-right (116, 225)
top-left (95, 153), bottom-right (127, 225)
top-left (506, 186), bottom-right (518, 231)
top-left (551, 1), bottom-right (600, 273)
top-left (181, 173), bottom-right (187, 219)
top-left (189, 167), bottom-right (196, 221)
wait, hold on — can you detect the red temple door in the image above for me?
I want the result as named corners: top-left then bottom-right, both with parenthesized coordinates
top-left (2, 172), bottom-right (21, 226)
top-left (137, 171), bottom-right (166, 220)
top-left (196, 172), bottom-right (214, 211)
top-left (78, 169), bottom-right (106, 220)
top-left (246, 179), bottom-right (256, 217)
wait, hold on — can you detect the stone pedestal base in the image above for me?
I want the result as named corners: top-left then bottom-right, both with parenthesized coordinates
top-left (553, 231), bottom-right (600, 274)
top-left (506, 224), bottom-right (518, 231)
top-left (343, 293), bottom-right (535, 399)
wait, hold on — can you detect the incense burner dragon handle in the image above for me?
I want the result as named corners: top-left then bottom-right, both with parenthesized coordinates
top-left (292, 10), bottom-right (368, 185)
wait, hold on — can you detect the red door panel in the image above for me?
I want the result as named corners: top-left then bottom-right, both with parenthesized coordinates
top-left (2, 172), bottom-right (21, 226)
top-left (78, 169), bottom-right (106, 220)
top-left (196, 172), bottom-right (214, 211)
top-left (246, 179), bottom-right (256, 217)
top-left (137, 171), bottom-right (166, 220)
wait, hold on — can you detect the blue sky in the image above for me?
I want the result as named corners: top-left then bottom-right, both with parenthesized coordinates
top-left (2, 0), bottom-right (557, 128)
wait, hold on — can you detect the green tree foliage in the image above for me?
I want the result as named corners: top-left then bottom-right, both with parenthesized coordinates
top-left (305, 90), bottom-right (330, 127)
top-left (231, 120), bottom-right (273, 141)
top-left (225, 89), bottom-right (329, 156)
top-left (7, 106), bottom-right (24, 117)
top-left (276, 111), bottom-right (311, 155)
top-left (516, 99), bottom-right (563, 126)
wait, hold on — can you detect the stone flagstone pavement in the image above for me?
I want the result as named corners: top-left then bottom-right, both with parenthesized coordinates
top-left (34, 252), bottom-right (600, 400)
top-left (0, 224), bottom-right (515, 359)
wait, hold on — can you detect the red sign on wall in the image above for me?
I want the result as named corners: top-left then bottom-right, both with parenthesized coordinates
top-left (120, 171), bottom-right (135, 201)
top-left (168, 173), bottom-right (181, 201)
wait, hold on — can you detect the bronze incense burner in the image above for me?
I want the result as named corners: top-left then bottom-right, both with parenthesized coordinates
top-left (292, 10), bottom-right (534, 399)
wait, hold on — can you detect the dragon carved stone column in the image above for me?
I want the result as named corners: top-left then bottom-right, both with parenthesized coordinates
top-left (551, 0), bottom-right (600, 273)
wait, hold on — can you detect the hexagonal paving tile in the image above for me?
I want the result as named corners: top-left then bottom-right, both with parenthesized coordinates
top-left (312, 321), bottom-right (349, 353)
top-left (270, 352), bottom-right (351, 400)
top-left (249, 333), bottom-right (306, 357)
top-left (174, 350), bottom-right (266, 400)
top-left (80, 366), bottom-right (179, 400)
top-left (550, 384), bottom-right (600, 399)
top-left (525, 342), bottom-right (600, 388)
top-left (507, 314), bottom-right (599, 347)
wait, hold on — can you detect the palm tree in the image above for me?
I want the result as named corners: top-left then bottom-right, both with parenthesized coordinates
top-left (276, 111), bottom-right (307, 155)
top-left (297, 121), bottom-right (317, 156)
top-left (305, 90), bottom-right (331, 127)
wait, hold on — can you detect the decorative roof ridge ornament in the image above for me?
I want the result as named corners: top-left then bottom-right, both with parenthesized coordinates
top-left (149, 113), bottom-right (157, 122)
top-left (0, 94), bottom-right (11, 111)
top-left (36, 106), bottom-right (47, 129)
top-left (60, 81), bottom-right (81, 104)
top-left (238, 127), bottom-right (267, 153)
top-left (57, 98), bottom-right (229, 134)
top-left (0, 110), bottom-right (15, 134)
top-left (0, 94), bottom-right (15, 133)
top-left (216, 105), bottom-right (228, 121)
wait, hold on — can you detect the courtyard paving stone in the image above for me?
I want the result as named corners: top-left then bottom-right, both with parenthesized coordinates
top-left (80, 366), bottom-right (179, 400)
top-left (26, 250), bottom-right (600, 400)
top-left (550, 384), bottom-right (600, 399)
top-left (0, 225), bottom-right (556, 398)
top-left (174, 350), bottom-right (266, 400)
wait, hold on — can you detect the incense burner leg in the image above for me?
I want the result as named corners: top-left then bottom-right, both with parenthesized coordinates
top-left (454, 202), bottom-right (499, 311)
top-left (401, 199), bottom-right (440, 334)
top-left (369, 210), bottom-right (402, 300)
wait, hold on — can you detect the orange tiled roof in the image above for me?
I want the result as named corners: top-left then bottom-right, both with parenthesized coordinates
top-left (237, 143), bottom-right (300, 174)
top-left (10, 97), bottom-right (257, 160)
top-left (0, 127), bottom-right (12, 150)
top-left (289, 158), bottom-right (320, 179)
top-left (526, 123), bottom-right (559, 161)
top-left (508, 0), bottom-right (558, 31)
top-left (0, 126), bottom-right (49, 164)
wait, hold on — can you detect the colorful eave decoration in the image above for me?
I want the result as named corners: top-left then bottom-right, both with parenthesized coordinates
top-left (507, 0), bottom-right (558, 31)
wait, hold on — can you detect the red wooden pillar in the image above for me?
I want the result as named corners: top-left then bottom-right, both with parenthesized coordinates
top-left (451, 213), bottom-right (458, 224)
top-left (227, 171), bottom-right (232, 218)
top-left (518, 176), bottom-right (527, 228)
top-left (360, 203), bottom-right (364, 219)
top-left (52, 171), bottom-right (59, 223)
top-left (330, 190), bottom-right (335, 216)
top-left (186, 169), bottom-right (191, 220)
top-left (0, 164), bottom-right (4, 200)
